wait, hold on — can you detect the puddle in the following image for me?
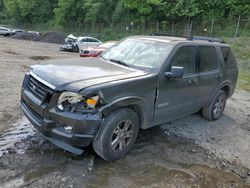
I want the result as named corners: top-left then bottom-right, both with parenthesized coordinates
top-left (89, 161), bottom-right (249, 188)
top-left (1, 177), bottom-right (24, 188)
top-left (0, 117), bottom-right (36, 157)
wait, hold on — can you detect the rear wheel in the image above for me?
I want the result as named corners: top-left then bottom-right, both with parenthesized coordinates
top-left (202, 90), bottom-right (227, 121)
top-left (93, 108), bottom-right (139, 161)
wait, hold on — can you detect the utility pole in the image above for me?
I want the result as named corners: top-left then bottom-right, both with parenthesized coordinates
top-left (210, 19), bottom-right (214, 38)
top-left (235, 15), bottom-right (241, 38)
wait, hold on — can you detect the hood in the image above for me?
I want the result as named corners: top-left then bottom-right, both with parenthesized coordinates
top-left (30, 57), bottom-right (148, 92)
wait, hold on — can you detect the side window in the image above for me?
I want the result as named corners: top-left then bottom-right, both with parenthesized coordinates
top-left (171, 46), bottom-right (196, 75)
top-left (88, 38), bottom-right (98, 43)
top-left (198, 46), bottom-right (218, 72)
top-left (81, 38), bottom-right (88, 43)
top-left (87, 38), bottom-right (93, 42)
top-left (220, 47), bottom-right (237, 68)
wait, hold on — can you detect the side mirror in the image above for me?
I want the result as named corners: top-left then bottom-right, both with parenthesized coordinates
top-left (164, 66), bottom-right (184, 78)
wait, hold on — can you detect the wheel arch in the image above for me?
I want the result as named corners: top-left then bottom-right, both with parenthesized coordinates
top-left (98, 96), bottom-right (149, 129)
top-left (210, 80), bottom-right (232, 103)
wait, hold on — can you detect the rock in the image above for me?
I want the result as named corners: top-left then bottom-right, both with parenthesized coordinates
top-left (88, 156), bottom-right (95, 173)
top-left (221, 162), bottom-right (226, 167)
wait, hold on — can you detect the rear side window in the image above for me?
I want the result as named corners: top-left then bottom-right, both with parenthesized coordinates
top-left (220, 47), bottom-right (237, 68)
top-left (80, 38), bottom-right (88, 43)
top-left (171, 46), bottom-right (196, 75)
top-left (198, 46), bottom-right (218, 72)
top-left (88, 38), bottom-right (99, 43)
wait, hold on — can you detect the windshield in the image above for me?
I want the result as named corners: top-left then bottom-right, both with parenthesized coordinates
top-left (101, 38), bottom-right (173, 72)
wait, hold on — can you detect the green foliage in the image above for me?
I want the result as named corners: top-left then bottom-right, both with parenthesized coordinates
top-left (2, 0), bottom-right (57, 24)
top-left (54, 0), bottom-right (86, 26)
top-left (0, 0), bottom-right (249, 37)
top-left (226, 37), bottom-right (250, 91)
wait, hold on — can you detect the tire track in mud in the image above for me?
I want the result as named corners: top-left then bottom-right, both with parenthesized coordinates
top-left (0, 117), bottom-right (35, 157)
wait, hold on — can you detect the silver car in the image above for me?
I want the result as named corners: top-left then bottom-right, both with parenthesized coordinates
top-left (73, 37), bottom-right (102, 52)
top-left (0, 27), bottom-right (11, 36)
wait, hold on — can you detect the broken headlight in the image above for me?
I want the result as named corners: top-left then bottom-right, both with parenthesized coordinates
top-left (57, 92), bottom-right (99, 112)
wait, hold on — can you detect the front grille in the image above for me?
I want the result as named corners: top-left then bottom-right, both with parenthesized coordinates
top-left (22, 99), bottom-right (43, 125)
top-left (27, 75), bottom-right (54, 102)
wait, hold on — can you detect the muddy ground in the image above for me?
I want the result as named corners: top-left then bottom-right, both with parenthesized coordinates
top-left (0, 36), bottom-right (250, 188)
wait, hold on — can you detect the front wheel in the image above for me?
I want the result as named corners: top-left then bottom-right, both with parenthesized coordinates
top-left (72, 45), bottom-right (79, 52)
top-left (202, 90), bottom-right (227, 121)
top-left (93, 108), bottom-right (139, 161)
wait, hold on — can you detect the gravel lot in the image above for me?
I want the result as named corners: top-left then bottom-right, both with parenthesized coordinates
top-left (0, 36), bottom-right (249, 188)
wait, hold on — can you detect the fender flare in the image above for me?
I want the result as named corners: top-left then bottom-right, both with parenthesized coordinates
top-left (209, 80), bottom-right (232, 104)
top-left (98, 96), bottom-right (149, 128)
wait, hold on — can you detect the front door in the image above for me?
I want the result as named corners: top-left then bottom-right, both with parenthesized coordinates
top-left (154, 45), bottom-right (200, 124)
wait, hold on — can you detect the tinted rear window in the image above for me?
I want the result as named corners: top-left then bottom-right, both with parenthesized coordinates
top-left (220, 47), bottom-right (237, 68)
top-left (198, 46), bottom-right (218, 72)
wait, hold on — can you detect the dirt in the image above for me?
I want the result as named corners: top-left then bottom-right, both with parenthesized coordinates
top-left (0, 36), bottom-right (250, 188)
top-left (34, 32), bottom-right (65, 44)
top-left (0, 36), bottom-right (76, 133)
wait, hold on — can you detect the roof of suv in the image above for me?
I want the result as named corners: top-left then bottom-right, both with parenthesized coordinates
top-left (131, 35), bottom-right (230, 47)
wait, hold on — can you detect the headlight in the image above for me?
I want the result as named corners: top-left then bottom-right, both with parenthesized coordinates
top-left (57, 92), bottom-right (99, 112)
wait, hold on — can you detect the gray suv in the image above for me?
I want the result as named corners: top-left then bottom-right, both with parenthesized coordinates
top-left (21, 36), bottom-right (238, 161)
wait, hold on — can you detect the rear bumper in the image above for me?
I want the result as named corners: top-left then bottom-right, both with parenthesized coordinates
top-left (21, 93), bottom-right (101, 154)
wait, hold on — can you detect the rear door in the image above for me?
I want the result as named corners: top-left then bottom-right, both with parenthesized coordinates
top-left (88, 38), bottom-right (101, 47)
top-left (197, 46), bottom-right (221, 104)
top-left (154, 45), bottom-right (200, 124)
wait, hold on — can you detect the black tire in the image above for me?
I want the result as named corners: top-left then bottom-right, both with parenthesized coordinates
top-left (72, 45), bottom-right (79, 53)
top-left (202, 90), bottom-right (227, 121)
top-left (93, 108), bottom-right (139, 161)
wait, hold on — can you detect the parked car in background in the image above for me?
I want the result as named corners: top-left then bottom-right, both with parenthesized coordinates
top-left (80, 41), bottom-right (116, 57)
top-left (74, 37), bottom-right (102, 52)
top-left (0, 27), bottom-right (11, 36)
top-left (28, 31), bottom-right (41, 36)
top-left (11, 29), bottom-right (25, 36)
top-left (60, 34), bottom-right (78, 52)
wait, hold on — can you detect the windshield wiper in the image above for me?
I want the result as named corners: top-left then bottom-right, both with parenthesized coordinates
top-left (110, 59), bottom-right (129, 67)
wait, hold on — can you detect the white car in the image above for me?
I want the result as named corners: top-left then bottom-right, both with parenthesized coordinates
top-left (0, 27), bottom-right (11, 36)
top-left (73, 37), bottom-right (102, 52)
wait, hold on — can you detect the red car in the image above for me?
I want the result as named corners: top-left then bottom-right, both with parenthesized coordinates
top-left (79, 41), bottom-right (116, 57)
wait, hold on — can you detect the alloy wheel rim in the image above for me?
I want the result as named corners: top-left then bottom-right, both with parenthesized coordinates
top-left (213, 95), bottom-right (225, 116)
top-left (111, 120), bottom-right (134, 152)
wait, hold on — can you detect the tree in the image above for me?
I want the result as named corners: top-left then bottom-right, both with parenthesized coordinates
top-left (54, 0), bottom-right (86, 26)
top-left (3, 0), bottom-right (57, 24)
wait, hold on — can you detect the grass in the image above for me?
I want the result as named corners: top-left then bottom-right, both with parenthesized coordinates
top-left (238, 71), bottom-right (250, 91)
top-left (226, 37), bottom-right (250, 91)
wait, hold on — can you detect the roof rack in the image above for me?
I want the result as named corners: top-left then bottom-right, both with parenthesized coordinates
top-left (187, 36), bottom-right (224, 43)
top-left (150, 32), bottom-right (185, 38)
top-left (149, 33), bottom-right (224, 43)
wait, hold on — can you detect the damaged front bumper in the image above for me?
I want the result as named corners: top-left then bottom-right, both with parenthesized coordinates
top-left (59, 44), bottom-right (74, 51)
top-left (21, 88), bottom-right (102, 155)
